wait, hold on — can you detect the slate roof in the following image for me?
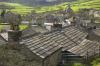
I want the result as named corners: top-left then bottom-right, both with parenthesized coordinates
top-left (0, 32), bottom-right (8, 41)
top-left (68, 39), bottom-right (100, 57)
top-left (62, 26), bottom-right (88, 44)
top-left (22, 27), bottom-right (38, 38)
top-left (22, 26), bottom-right (88, 58)
top-left (22, 31), bottom-right (62, 58)
top-left (0, 34), bottom-right (7, 44)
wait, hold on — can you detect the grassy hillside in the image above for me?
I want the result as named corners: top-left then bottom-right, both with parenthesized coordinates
top-left (0, 0), bottom-right (100, 15)
top-left (0, 2), bottom-right (34, 15)
top-left (37, 0), bottom-right (100, 13)
top-left (1, 0), bottom-right (77, 6)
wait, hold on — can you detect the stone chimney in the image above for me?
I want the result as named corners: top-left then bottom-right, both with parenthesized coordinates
top-left (8, 30), bottom-right (22, 44)
top-left (4, 12), bottom-right (22, 49)
top-left (8, 30), bottom-right (22, 49)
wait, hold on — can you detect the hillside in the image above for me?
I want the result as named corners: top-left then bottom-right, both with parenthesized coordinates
top-left (0, 0), bottom-right (76, 6)
top-left (0, 0), bottom-right (100, 15)
top-left (34, 0), bottom-right (100, 13)
top-left (0, 2), bottom-right (34, 15)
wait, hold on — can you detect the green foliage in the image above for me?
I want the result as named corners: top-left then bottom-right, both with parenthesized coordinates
top-left (19, 25), bottom-right (28, 30)
top-left (91, 58), bottom-right (100, 66)
top-left (0, 0), bottom-right (100, 14)
top-left (73, 63), bottom-right (84, 66)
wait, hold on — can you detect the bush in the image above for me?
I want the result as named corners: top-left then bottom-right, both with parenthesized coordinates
top-left (91, 58), bottom-right (100, 66)
top-left (73, 63), bottom-right (84, 66)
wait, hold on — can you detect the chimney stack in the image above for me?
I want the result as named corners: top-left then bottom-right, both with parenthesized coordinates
top-left (4, 12), bottom-right (22, 49)
top-left (8, 30), bottom-right (22, 44)
top-left (8, 30), bottom-right (22, 49)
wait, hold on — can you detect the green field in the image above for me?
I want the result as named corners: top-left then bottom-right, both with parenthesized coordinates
top-left (0, 2), bottom-right (34, 15)
top-left (0, 0), bottom-right (100, 15)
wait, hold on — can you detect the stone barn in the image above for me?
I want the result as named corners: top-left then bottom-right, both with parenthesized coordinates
top-left (1, 21), bottom-right (100, 66)
top-left (68, 39), bottom-right (100, 61)
top-left (21, 34), bottom-right (62, 66)
top-left (57, 26), bottom-right (88, 64)
top-left (59, 26), bottom-right (100, 64)
top-left (21, 26), bottom-right (88, 65)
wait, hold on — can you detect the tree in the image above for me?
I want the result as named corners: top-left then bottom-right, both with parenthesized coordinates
top-left (3, 11), bottom-right (22, 30)
top-left (1, 9), bottom-right (6, 23)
